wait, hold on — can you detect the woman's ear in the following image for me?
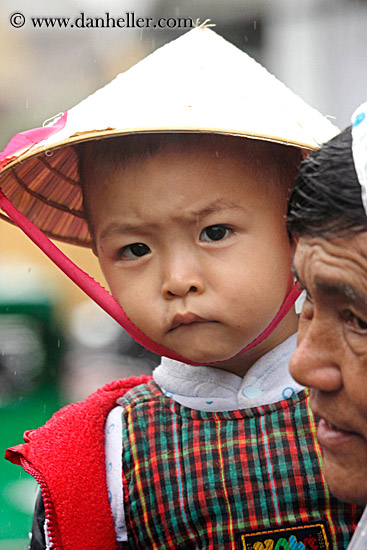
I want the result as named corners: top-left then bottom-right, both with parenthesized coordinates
top-left (290, 234), bottom-right (299, 256)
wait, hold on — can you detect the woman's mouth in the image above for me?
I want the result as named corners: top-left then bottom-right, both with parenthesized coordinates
top-left (317, 417), bottom-right (359, 449)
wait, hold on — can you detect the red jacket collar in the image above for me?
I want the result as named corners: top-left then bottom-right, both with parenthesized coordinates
top-left (5, 375), bottom-right (152, 550)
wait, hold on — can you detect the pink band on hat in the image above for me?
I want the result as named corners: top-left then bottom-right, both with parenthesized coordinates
top-left (0, 112), bottom-right (68, 170)
top-left (0, 189), bottom-right (300, 365)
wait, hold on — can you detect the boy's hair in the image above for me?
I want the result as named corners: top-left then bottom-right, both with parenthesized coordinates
top-left (287, 126), bottom-right (367, 240)
top-left (77, 133), bottom-right (302, 241)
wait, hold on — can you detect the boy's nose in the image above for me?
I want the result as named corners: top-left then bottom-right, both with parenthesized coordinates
top-left (289, 316), bottom-right (342, 393)
top-left (161, 253), bottom-right (205, 299)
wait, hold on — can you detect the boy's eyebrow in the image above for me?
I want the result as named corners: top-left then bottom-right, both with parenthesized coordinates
top-left (100, 200), bottom-right (245, 240)
top-left (100, 222), bottom-right (150, 239)
top-left (189, 199), bottom-right (245, 218)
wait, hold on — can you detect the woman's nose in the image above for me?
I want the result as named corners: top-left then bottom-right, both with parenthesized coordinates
top-left (289, 315), bottom-right (342, 392)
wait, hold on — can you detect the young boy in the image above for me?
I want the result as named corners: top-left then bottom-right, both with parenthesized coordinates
top-left (1, 27), bottom-right (361, 550)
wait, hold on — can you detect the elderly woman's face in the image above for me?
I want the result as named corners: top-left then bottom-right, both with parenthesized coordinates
top-left (290, 232), bottom-right (367, 505)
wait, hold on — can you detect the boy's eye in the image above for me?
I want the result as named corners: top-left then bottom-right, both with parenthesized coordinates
top-left (200, 225), bottom-right (232, 242)
top-left (117, 243), bottom-right (150, 260)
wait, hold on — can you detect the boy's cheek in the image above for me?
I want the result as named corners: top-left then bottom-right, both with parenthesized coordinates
top-left (111, 285), bottom-right (161, 335)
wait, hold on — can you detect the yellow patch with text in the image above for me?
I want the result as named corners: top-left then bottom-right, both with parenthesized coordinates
top-left (239, 522), bottom-right (329, 550)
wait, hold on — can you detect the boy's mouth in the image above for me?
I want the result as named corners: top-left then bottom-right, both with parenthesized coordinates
top-left (169, 312), bottom-right (209, 331)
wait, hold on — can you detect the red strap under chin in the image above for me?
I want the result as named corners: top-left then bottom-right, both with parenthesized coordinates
top-left (238, 280), bottom-right (301, 355)
top-left (0, 189), bottom-right (301, 365)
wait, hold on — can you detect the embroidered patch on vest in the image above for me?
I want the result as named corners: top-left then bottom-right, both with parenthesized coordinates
top-left (239, 522), bottom-right (329, 549)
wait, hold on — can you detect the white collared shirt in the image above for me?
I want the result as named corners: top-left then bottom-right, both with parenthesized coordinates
top-left (105, 333), bottom-right (303, 541)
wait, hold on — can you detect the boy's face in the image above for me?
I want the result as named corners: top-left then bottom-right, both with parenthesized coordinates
top-left (90, 141), bottom-right (296, 375)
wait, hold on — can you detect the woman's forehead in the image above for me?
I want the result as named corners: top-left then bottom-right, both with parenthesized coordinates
top-left (294, 233), bottom-right (367, 297)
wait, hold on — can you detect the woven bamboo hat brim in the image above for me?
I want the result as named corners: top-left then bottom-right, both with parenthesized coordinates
top-left (0, 26), bottom-right (339, 247)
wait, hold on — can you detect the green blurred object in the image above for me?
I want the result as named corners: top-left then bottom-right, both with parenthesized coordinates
top-left (0, 299), bottom-right (64, 548)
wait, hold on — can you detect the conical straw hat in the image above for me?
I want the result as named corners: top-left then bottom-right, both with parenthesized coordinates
top-left (0, 25), bottom-right (338, 247)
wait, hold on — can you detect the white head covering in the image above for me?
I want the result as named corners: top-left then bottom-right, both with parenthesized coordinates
top-left (351, 101), bottom-right (367, 216)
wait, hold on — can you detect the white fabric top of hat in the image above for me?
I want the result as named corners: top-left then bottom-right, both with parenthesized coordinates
top-left (0, 24), bottom-right (340, 246)
top-left (351, 101), bottom-right (367, 217)
top-left (19, 25), bottom-right (338, 150)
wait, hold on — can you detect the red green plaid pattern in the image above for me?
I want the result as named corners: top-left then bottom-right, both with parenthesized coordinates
top-left (119, 381), bottom-right (360, 549)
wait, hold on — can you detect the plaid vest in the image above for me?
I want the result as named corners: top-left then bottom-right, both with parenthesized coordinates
top-left (119, 380), bottom-right (360, 550)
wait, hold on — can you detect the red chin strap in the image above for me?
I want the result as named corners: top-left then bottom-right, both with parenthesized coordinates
top-left (0, 189), bottom-right (301, 366)
top-left (237, 276), bottom-right (301, 355)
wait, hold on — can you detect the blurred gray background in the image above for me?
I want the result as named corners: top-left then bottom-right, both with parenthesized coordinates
top-left (1, 0), bottom-right (367, 151)
top-left (0, 1), bottom-right (367, 546)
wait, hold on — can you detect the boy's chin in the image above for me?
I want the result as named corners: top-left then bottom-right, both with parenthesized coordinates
top-left (158, 322), bottom-right (250, 366)
top-left (158, 329), bottom-right (247, 367)
top-left (165, 344), bottom-right (239, 367)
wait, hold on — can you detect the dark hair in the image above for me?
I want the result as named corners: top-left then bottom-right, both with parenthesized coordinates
top-left (287, 126), bottom-right (367, 240)
top-left (77, 133), bottom-right (302, 240)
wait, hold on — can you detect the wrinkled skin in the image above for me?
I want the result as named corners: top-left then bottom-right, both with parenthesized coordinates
top-left (290, 233), bottom-right (367, 505)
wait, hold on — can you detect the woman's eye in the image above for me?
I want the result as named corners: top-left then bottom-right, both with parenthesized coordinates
top-left (300, 291), bottom-right (314, 320)
top-left (200, 225), bottom-right (232, 242)
top-left (117, 243), bottom-right (150, 260)
top-left (344, 310), bottom-right (367, 332)
top-left (304, 289), bottom-right (313, 304)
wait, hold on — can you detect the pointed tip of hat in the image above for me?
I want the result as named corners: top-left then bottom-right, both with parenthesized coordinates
top-left (32, 21), bottom-right (336, 152)
top-left (4, 22), bottom-right (339, 158)
top-left (0, 24), bottom-right (339, 246)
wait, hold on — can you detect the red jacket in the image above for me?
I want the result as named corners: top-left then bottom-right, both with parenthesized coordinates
top-left (5, 375), bottom-right (152, 550)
